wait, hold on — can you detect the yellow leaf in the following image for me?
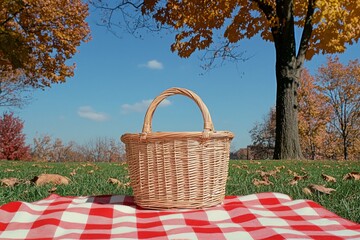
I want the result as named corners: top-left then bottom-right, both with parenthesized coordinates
top-left (302, 187), bottom-right (313, 195)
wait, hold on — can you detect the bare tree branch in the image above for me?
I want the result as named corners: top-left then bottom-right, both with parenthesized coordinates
top-left (199, 40), bottom-right (250, 72)
top-left (0, 70), bottom-right (33, 109)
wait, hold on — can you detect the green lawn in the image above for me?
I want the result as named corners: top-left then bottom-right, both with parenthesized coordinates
top-left (1, 160), bottom-right (359, 223)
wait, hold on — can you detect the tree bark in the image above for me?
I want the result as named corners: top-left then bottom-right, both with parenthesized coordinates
top-left (273, 62), bottom-right (304, 159)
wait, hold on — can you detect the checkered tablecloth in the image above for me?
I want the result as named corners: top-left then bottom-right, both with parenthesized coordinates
top-left (1, 192), bottom-right (359, 239)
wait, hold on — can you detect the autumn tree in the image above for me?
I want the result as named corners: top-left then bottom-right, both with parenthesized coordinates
top-left (93, 0), bottom-right (360, 159)
top-left (0, 0), bottom-right (90, 88)
top-left (317, 57), bottom-right (360, 160)
top-left (297, 69), bottom-right (331, 160)
top-left (249, 107), bottom-right (276, 159)
top-left (0, 112), bottom-right (31, 160)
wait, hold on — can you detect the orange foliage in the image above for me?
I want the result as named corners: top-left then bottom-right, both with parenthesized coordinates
top-left (298, 69), bottom-right (331, 160)
top-left (317, 57), bottom-right (360, 160)
top-left (142, 0), bottom-right (360, 59)
top-left (0, 0), bottom-right (91, 88)
top-left (298, 58), bottom-right (360, 160)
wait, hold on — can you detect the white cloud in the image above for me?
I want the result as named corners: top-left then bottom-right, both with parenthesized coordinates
top-left (121, 99), bottom-right (171, 114)
top-left (77, 106), bottom-right (108, 122)
top-left (140, 60), bottom-right (164, 70)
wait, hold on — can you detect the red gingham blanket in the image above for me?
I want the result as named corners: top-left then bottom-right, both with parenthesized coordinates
top-left (1, 192), bottom-right (360, 239)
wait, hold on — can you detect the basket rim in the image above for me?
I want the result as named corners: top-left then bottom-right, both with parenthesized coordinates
top-left (121, 130), bottom-right (234, 142)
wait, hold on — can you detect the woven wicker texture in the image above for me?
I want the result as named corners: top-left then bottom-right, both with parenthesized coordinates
top-left (121, 87), bottom-right (234, 209)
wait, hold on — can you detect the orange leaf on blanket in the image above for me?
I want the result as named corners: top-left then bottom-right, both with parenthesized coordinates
top-left (1, 177), bottom-right (20, 187)
top-left (321, 174), bottom-right (336, 182)
top-left (308, 184), bottom-right (336, 195)
top-left (32, 174), bottom-right (70, 186)
top-left (343, 172), bottom-right (360, 181)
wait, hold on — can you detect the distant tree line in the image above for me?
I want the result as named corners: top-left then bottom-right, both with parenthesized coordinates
top-left (0, 112), bottom-right (125, 162)
top-left (32, 135), bottom-right (125, 162)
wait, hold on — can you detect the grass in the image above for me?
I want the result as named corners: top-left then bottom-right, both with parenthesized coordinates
top-left (1, 160), bottom-right (359, 223)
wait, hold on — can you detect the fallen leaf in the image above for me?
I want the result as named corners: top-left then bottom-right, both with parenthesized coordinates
top-left (287, 169), bottom-right (298, 176)
top-left (4, 169), bottom-right (15, 172)
top-left (289, 174), bottom-right (308, 186)
top-left (302, 187), bottom-right (312, 195)
top-left (293, 175), bottom-right (308, 181)
top-left (289, 179), bottom-right (298, 186)
top-left (32, 174), bottom-right (70, 186)
top-left (275, 166), bottom-right (285, 171)
top-left (253, 177), bottom-right (273, 186)
top-left (1, 178), bottom-right (20, 187)
top-left (88, 170), bottom-right (94, 174)
top-left (70, 169), bottom-right (77, 176)
top-left (231, 164), bottom-right (241, 169)
top-left (343, 172), bottom-right (360, 181)
top-left (108, 178), bottom-right (130, 188)
top-left (308, 184), bottom-right (336, 195)
top-left (321, 174), bottom-right (336, 182)
top-left (108, 177), bottom-right (122, 185)
top-left (256, 169), bottom-right (279, 177)
top-left (48, 187), bottom-right (57, 193)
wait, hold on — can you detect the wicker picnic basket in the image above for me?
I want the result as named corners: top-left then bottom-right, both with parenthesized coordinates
top-left (121, 87), bottom-right (234, 209)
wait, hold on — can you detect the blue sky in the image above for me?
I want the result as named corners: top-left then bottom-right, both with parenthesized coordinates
top-left (15, 9), bottom-right (359, 150)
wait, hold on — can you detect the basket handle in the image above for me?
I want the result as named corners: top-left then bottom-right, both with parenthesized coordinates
top-left (142, 87), bottom-right (214, 134)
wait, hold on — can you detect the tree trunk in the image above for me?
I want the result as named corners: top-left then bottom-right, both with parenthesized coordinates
top-left (343, 137), bottom-right (348, 160)
top-left (273, 60), bottom-right (304, 160)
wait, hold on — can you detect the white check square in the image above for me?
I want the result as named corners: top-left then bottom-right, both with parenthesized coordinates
top-left (206, 210), bottom-right (231, 221)
top-left (111, 226), bottom-right (138, 234)
top-left (160, 213), bottom-right (184, 221)
top-left (257, 217), bottom-right (289, 227)
top-left (293, 207), bottom-right (319, 216)
top-left (11, 211), bottom-right (36, 223)
top-left (61, 211), bottom-right (89, 224)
